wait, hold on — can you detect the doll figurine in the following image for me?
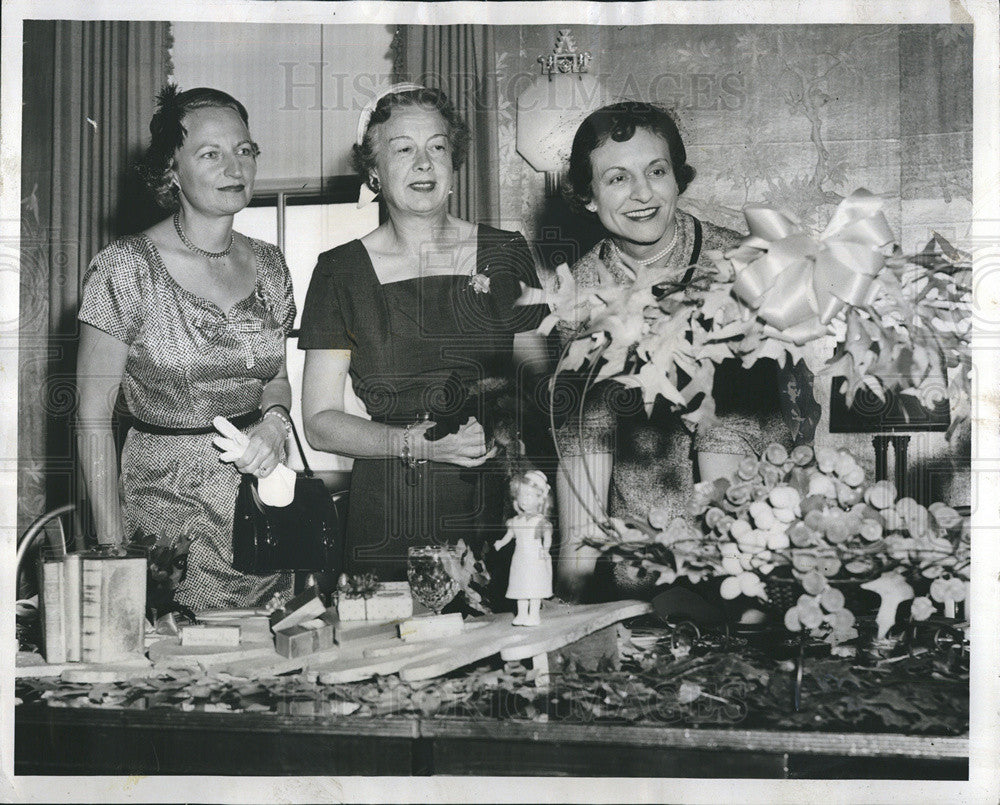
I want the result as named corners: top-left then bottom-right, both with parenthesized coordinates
top-left (494, 470), bottom-right (553, 626)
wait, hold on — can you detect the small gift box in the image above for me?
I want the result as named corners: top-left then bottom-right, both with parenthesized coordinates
top-left (335, 595), bottom-right (368, 622)
top-left (269, 585), bottom-right (326, 632)
top-left (398, 612), bottom-right (464, 642)
top-left (365, 581), bottom-right (413, 620)
top-left (334, 580), bottom-right (413, 622)
top-left (181, 624), bottom-right (241, 647)
top-left (274, 610), bottom-right (336, 658)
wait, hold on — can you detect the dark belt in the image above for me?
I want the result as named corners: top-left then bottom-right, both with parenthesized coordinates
top-left (130, 408), bottom-right (262, 436)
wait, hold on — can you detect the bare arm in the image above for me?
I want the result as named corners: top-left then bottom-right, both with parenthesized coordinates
top-left (541, 520), bottom-right (553, 553)
top-left (512, 329), bottom-right (552, 405)
top-left (301, 349), bottom-right (403, 458)
top-left (301, 349), bottom-right (493, 466)
top-left (260, 360), bottom-right (292, 418)
top-left (493, 524), bottom-right (515, 551)
top-left (76, 323), bottom-right (129, 546)
top-left (555, 451), bottom-right (612, 601)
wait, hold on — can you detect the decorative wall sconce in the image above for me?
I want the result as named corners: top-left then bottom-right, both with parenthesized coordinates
top-left (515, 29), bottom-right (608, 196)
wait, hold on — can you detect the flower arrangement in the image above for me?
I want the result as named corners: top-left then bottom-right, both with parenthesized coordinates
top-left (337, 572), bottom-right (381, 600)
top-left (467, 268), bottom-right (491, 295)
top-left (517, 188), bottom-right (970, 647)
top-left (440, 539), bottom-right (493, 614)
top-left (128, 529), bottom-right (193, 622)
top-left (523, 189), bottom-right (971, 439)
top-left (696, 443), bottom-right (966, 643)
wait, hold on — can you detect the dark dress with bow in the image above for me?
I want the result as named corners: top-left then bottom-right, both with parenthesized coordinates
top-left (298, 225), bottom-right (545, 580)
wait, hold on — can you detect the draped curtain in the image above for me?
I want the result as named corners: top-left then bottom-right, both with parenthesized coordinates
top-left (18, 20), bottom-right (171, 538)
top-left (395, 25), bottom-right (501, 225)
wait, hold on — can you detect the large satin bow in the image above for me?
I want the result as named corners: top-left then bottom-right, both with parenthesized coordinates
top-left (729, 189), bottom-right (895, 345)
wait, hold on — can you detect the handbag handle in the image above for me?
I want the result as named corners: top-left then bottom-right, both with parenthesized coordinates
top-left (267, 405), bottom-right (315, 478)
top-left (288, 416), bottom-right (315, 478)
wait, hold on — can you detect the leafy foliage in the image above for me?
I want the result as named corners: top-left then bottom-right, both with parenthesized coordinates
top-left (582, 441), bottom-right (969, 646)
top-left (529, 210), bottom-right (971, 442)
top-left (127, 529), bottom-right (193, 622)
top-left (15, 627), bottom-right (967, 736)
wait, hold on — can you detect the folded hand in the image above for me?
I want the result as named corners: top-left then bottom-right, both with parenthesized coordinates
top-left (411, 417), bottom-right (497, 468)
top-left (213, 415), bottom-right (286, 477)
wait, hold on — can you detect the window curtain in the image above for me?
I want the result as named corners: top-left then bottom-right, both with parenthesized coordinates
top-left (394, 25), bottom-right (501, 225)
top-left (18, 21), bottom-right (171, 539)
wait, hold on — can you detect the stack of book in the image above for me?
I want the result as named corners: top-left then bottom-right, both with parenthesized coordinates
top-left (39, 551), bottom-right (146, 664)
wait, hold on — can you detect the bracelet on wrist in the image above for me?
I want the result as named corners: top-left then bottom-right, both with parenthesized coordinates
top-left (400, 422), bottom-right (419, 469)
top-left (262, 402), bottom-right (290, 421)
top-left (262, 408), bottom-right (293, 448)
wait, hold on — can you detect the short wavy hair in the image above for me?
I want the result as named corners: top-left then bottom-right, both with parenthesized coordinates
top-left (563, 101), bottom-right (695, 216)
top-left (352, 87), bottom-right (470, 192)
top-left (136, 84), bottom-right (259, 211)
top-left (509, 470), bottom-right (553, 517)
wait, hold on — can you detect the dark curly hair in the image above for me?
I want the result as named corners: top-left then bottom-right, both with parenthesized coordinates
top-left (352, 87), bottom-right (470, 192)
top-left (563, 102), bottom-right (695, 216)
top-left (136, 84), bottom-right (259, 210)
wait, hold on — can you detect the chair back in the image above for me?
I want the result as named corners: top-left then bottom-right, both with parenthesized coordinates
top-left (16, 503), bottom-right (75, 595)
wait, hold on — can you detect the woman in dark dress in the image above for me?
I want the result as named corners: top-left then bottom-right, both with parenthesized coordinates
top-left (299, 86), bottom-right (548, 580)
top-left (554, 102), bottom-right (792, 601)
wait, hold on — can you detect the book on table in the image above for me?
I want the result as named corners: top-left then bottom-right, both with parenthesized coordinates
top-left (41, 551), bottom-right (146, 664)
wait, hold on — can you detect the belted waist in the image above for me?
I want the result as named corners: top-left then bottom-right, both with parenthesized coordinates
top-left (129, 408), bottom-right (262, 436)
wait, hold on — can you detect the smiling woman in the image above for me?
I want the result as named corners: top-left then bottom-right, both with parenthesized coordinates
top-left (555, 101), bottom-right (791, 602)
top-left (75, 85), bottom-right (297, 610)
top-left (298, 86), bottom-right (551, 588)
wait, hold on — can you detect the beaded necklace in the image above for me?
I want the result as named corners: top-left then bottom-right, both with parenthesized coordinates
top-left (173, 211), bottom-right (234, 259)
top-left (609, 217), bottom-right (680, 267)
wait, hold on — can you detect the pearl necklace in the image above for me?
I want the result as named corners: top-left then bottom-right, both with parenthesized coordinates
top-left (611, 218), bottom-right (681, 267)
top-left (173, 211), bottom-right (234, 259)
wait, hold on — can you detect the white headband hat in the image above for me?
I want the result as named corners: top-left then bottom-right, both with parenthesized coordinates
top-left (355, 82), bottom-right (427, 207)
top-left (522, 470), bottom-right (550, 493)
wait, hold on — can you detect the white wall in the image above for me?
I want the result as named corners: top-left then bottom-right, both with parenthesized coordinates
top-left (170, 22), bottom-right (395, 188)
top-left (233, 202), bottom-right (378, 474)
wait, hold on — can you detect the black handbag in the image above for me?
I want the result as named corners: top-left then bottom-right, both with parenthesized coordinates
top-left (232, 417), bottom-right (347, 574)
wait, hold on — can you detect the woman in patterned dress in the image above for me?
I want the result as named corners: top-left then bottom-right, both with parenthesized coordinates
top-left (76, 86), bottom-right (296, 610)
top-left (554, 102), bottom-right (790, 601)
top-left (298, 86), bottom-right (549, 582)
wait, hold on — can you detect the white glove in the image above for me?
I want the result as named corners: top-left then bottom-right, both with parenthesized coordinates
top-left (212, 416), bottom-right (296, 507)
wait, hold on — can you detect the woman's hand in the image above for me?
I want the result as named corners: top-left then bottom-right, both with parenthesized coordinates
top-left (410, 417), bottom-right (497, 468)
top-left (235, 417), bottom-right (287, 477)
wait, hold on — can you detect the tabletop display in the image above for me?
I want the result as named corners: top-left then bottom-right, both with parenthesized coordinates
top-left (15, 190), bottom-right (970, 780)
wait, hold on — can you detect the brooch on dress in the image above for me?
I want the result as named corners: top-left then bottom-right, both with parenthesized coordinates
top-left (467, 265), bottom-right (491, 294)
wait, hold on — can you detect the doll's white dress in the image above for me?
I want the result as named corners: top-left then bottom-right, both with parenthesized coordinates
top-left (504, 514), bottom-right (553, 599)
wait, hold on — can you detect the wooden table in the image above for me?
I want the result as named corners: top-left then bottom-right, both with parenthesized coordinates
top-left (15, 706), bottom-right (967, 779)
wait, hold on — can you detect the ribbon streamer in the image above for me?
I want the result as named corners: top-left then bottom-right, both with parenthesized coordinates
top-left (730, 189), bottom-right (895, 345)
